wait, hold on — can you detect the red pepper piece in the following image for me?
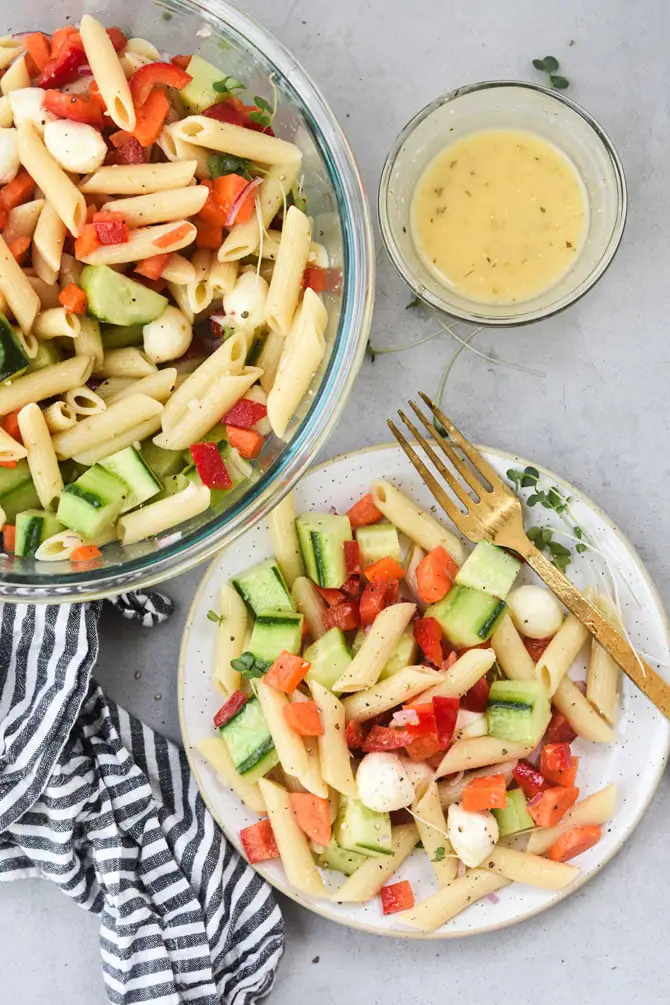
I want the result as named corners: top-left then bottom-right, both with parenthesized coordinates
top-left (93, 211), bottom-right (129, 245)
top-left (239, 818), bottom-right (280, 864)
top-left (190, 442), bottom-right (233, 489)
top-left (322, 599), bottom-right (360, 632)
top-left (302, 265), bottom-right (327, 292)
top-left (362, 725), bottom-right (411, 752)
top-left (106, 27), bottom-right (128, 53)
top-left (512, 759), bottom-right (548, 798)
top-left (221, 397), bottom-right (268, 428)
top-left (460, 676), bottom-right (490, 713)
top-left (524, 636), bottom-right (553, 663)
top-left (203, 94), bottom-right (274, 134)
top-left (404, 733), bottom-right (443, 761)
top-left (105, 137), bottom-right (144, 165)
top-left (37, 38), bottom-right (86, 89)
top-left (405, 702), bottom-right (437, 739)
top-left (341, 575), bottom-right (361, 596)
top-left (343, 539), bottom-right (361, 575)
top-left (543, 709), bottom-right (577, 745)
top-left (43, 90), bottom-right (104, 127)
top-left (213, 689), bottom-right (248, 728)
top-left (433, 696), bottom-right (459, 747)
top-left (359, 579), bottom-right (399, 628)
top-left (541, 742), bottom-right (579, 787)
top-left (345, 719), bottom-right (366, 750)
top-left (380, 880), bottom-right (414, 915)
top-left (413, 616), bottom-right (443, 666)
top-left (315, 586), bottom-right (346, 607)
top-left (129, 61), bottom-right (193, 108)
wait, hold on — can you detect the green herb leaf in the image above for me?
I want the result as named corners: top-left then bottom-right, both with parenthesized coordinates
top-left (432, 846), bottom-right (446, 862)
top-left (405, 297), bottom-right (421, 310)
top-left (207, 609), bottom-right (224, 625)
top-left (230, 651), bottom-right (272, 679)
top-left (532, 58), bottom-right (546, 70)
top-left (213, 75), bottom-right (245, 95)
top-left (543, 56), bottom-right (559, 72)
top-left (550, 75), bottom-right (570, 90)
top-left (575, 543), bottom-right (587, 553)
top-left (208, 153), bottom-right (253, 180)
top-left (248, 110), bottom-right (271, 128)
top-left (366, 340), bottom-right (376, 363)
top-left (287, 187), bottom-right (308, 213)
top-left (253, 95), bottom-right (273, 114)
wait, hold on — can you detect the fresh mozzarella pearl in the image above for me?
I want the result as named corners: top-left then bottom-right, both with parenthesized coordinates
top-left (43, 120), bottom-right (107, 174)
top-left (222, 271), bottom-right (269, 332)
top-left (356, 752), bottom-right (415, 813)
top-left (143, 306), bottom-right (193, 364)
top-left (0, 128), bottom-right (19, 184)
top-left (8, 88), bottom-right (57, 134)
top-left (507, 585), bottom-right (564, 640)
top-left (397, 754), bottom-right (433, 794)
top-left (447, 803), bottom-right (499, 868)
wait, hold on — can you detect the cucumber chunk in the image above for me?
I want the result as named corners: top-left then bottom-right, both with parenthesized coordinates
top-left (248, 609), bottom-right (303, 663)
top-left (455, 541), bottom-right (521, 600)
top-left (140, 441), bottom-right (185, 479)
top-left (0, 478), bottom-right (40, 522)
top-left (304, 627), bottom-right (352, 691)
top-left (355, 522), bottom-right (402, 568)
top-left (101, 323), bottom-right (145, 349)
top-left (98, 445), bottom-right (162, 513)
top-left (426, 584), bottom-right (506, 648)
top-left (15, 509), bottom-right (63, 557)
top-left (26, 339), bottom-right (62, 372)
top-left (80, 265), bottom-right (168, 326)
top-left (218, 695), bottom-right (278, 777)
top-left (487, 679), bottom-right (550, 746)
top-left (334, 796), bottom-right (393, 857)
top-left (492, 788), bottom-right (535, 837)
top-left (0, 313), bottom-right (30, 382)
top-left (379, 627), bottom-right (418, 679)
top-left (232, 558), bottom-right (294, 617)
top-left (179, 54), bottom-right (227, 113)
top-left (57, 463), bottom-right (127, 538)
top-left (316, 836), bottom-right (366, 876)
top-left (296, 512), bottom-right (352, 588)
top-left (0, 459), bottom-right (32, 498)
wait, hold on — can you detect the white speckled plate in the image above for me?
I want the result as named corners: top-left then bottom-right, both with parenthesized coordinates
top-left (178, 444), bottom-right (670, 938)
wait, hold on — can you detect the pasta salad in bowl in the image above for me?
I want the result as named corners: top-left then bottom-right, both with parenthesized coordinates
top-left (0, 4), bottom-right (373, 600)
top-left (180, 444), bottom-right (670, 937)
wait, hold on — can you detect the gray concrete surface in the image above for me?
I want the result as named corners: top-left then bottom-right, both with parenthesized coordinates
top-left (1, 1), bottom-right (669, 1002)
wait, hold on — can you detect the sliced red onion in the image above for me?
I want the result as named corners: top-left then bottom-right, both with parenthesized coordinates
top-left (575, 679), bottom-right (587, 694)
top-left (390, 709), bottom-right (420, 728)
top-left (526, 791), bottom-right (543, 809)
top-left (449, 770), bottom-right (465, 787)
top-left (225, 176), bottom-right (262, 226)
top-left (78, 64), bottom-right (93, 76)
top-left (485, 892), bottom-right (500, 904)
top-left (456, 860), bottom-right (466, 877)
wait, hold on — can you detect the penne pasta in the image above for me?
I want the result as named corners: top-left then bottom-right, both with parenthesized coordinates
top-left (79, 220), bottom-right (197, 265)
top-left (333, 602), bottom-right (417, 693)
top-left (0, 425), bottom-right (27, 462)
top-left (172, 115), bottom-right (302, 166)
top-left (334, 823), bottom-right (419, 903)
top-left (105, 368), bottom-right (177, 405)
top-left (209, 257), bottom-right (239, 295)
top-left (153, 367), bottom-right (262, 451)
top-left (79, 160), bottom-right (198, 195)
top-left (342, 667), bottom-right (442, 723)
top-left (398, 870), bottom-right (511, 931)
top-left (161, 252), bottom-right (196, 285)
top-left (483, 845), bottom-right (578, 890)
top-left (535, 586), bottom-right (595, 696)
top-left (264, 206), bottom-right (312, 335)
top-left (96, 347), bottom-right (157, 379)
top-left (17, 121), bottom-right (86, 236)
top-left (185, 248), bottom-right (214, 314)
top-left (74, 414), bottom-right (164, 466)
top-left (268, 493), bottom-right (305, 589)
top-left (117, 483), bottom-right (211, 545)
top-left (412, 781), bottom-right (458, 887)
top-left (33, 307), bottom-right (81, 340)
top-left (256, 680), bottom-right (327, 798)
top-left (80, 15), bottom-right (136, 132)
top-left (42, 400), bottom-right (76, 434)
top-left (64, 386), bottom-right (107, 417)
top-left (586, 594), bottom-right (622, 724)
top-left (419, 648), bottom-right (497, 702)
top-left (26, 274), bottom-right (60, 309)
top-left (1, 54), bottom-right (30, 95)
top-left (32, 200), bottom-right (67, 274)
top-left (212, 583), bottom-right (248, 695)
top-left (309, 681), bottom-right (357, 798)
top-left (291, 576), bottom-right (328, 640)
top-left (31, 244), bottom-right (59, 287)
top-left (157, 123), bottom-right (211, 179)
top-left (0, 355), bottom-right (93, 416)
top-left (438, 760), bottom-right (518, 810)
top-left (100, 185), bottom-right (208, 226)
top-left (433, 737), bottom-right (533, 779)
top-left (3, 197), bottom-right (43, 244)
top-left (51, 393), bottom-right (163, 460)
top-left (370, 479), bottom-right (465, 564)
top-left (257, 329), bottom-right (284, 395)
top-left (526, 784), bottom-right (617, 854)
top-left (266, 288), bottom-right (328, 437)
top-left (257, 778), bottom-right (327, 898)
top-left (159, 332), bottom-right (247, 429)
top-left (197, 736), bottom-right (266, 815)
top-left (219, 161), bottom-right (301, 262)
top-left (0, 232), bottom-right (40, 332)
top-left (74, 317), bottom-right (104, 371)
top-left (491, 613), bottom-right (536, 681)
top-left (551, 675), bottom-right (616, 743)
top-left (17, 402), bottom-right (63, 510)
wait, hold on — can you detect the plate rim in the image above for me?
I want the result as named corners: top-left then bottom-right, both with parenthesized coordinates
top-left (178, 441), bottom-right (670, 939)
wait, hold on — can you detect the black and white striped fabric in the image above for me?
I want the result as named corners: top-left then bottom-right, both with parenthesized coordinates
top-left (0, 595), bottom-right (284, 1004)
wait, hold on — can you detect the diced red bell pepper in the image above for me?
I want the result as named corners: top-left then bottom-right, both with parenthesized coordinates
top-left (512, 760), bottom-right (548, 798)
top-left (283, 701), bottom-right (324, 737)
top-left (190, 441), bottom-right (233, 489)
top-left (433, 696), bottom-right (459, 747)
top-left (322, 599), bottom-right (360, 632)
top-left (345, 719), bottom-right (366, 750)
top-left (364, 556), bottom-right (406, 582)
top-left (461, 773), bottom-right (508, 812)
top-left (343, 539), bottom-right (361, 574)
top-left (2, 524), bottom-right (15, 553)
top-left (405, 702), bottom-right (437, 740)
top-left (540, 742), bottom-right (579, 787)
top-left (93, 210), bottom-right (129, 245)
top-left (239, 818), bottom-right (279, 864)
top-left (543, 709), bottom-right (577, 745)
top-left (527, 786), bottom-right (579, 828)
top-left (460, 676), bottom-right (490, 713)
top-left (129, 61), bottom-right (192, 108)
top-left (315, 586), bottom-right (346, 607)
top-left (290, 792), bottom-right (330, 846)
top-left (171, 54), bottom-right (192, 70)
top-left (43, 89), bottom-right (104, 127)
top-left (37, 37), bottom-right (86, 89)
top-left (416, 546), bottom-right (459, 604)
top-left (132, 87), bottom-right (170, 147)
top-left (107, 27), bottom-right (128, 53)
top-left (524, 636), bottom-right (553, 663)
top-left (414, 617), bottom-right (444, 666)
top-left (341, 575), bottom-right (361, 596)
top-left (106, 137), bottom-right (144, 165)
top-left (203, 94), bottom-right (274, 134)
top-left (362, 725), bottom-right (411, 752)
top-left (213, 689), bottom-right (248, 728)
top-left (547, 825), bottom-right (602, 863)
top-left (135, 253), bottom-right (170, 280)
top-left (404, 734), bottom-right (443, 762)
top-left (264, 651), bottom-right (310, 694)
top-left (359, 579), bottom-right (399, 628)
top-left (380, 880), bottom-right (414, 915)
top-left (347, 492), bottom-right (383, 528)
top-left (225, 425), bottom-right (264, 459)
top-left (222, 397), bottom-right (268, 428)
top-left (302, 265), bottom-right (327, 293)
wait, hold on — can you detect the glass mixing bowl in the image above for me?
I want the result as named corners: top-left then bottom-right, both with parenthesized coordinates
top-left (0, 0), bottom-right (374, 602)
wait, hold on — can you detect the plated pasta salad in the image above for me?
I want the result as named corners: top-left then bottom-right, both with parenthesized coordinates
top-left (0, 17), bottom-right (332, 563)
top-left (199, 479), bottom-right (620, 930)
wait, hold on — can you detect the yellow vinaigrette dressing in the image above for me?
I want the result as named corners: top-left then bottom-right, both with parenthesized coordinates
top-left (411, 129), bottom-right (588, 304)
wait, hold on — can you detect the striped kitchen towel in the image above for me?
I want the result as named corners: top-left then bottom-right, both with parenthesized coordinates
top-left (0, 595), bottom-right (284, 1005)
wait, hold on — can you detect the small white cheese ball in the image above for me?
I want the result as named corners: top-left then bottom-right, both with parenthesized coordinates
top-left (143, 306), bottom-right (193, 364)
top-left (397, 754), bottom-right (433, 794)
top-left (507, 585), bottom-right (564, 640)
top-left (0, 128), bottom-right (19, 184)
top-left (356, 752), bottom-right (415, 813)
top-left (8, 88), bottom-right (57, 134)
top-left (222, 271), bottom-right (269, 333)
top-left (447, 803), bottom-right (499, 868)
top-left (43, 120), bottom-right (107, 174)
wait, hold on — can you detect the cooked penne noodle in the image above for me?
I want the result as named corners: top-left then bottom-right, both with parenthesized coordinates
top-left (105, 368), bottom-right (177, 405)
top-left (26, 274), bottom-right (59, 309)
top-left (80, 15), bottom-right (136, 132)
top-left (219, 161), bottom-right (301, 261)
top-left (93, 377), bottom-right (133, 401)
top-left (185, 248), bottom-right (214, 314)
top-left (0, 94), bottom-right (12, 125)
top-left (64, 386), bottom-right (107, 417)
top-left (32, 199), bottom-right (67, 273)
top-left (266, 288), bottom-right (327, 438)
top-left (0, 41), bottom-right (24, 74)
top-left (256, 680), bottom-right (327, 798)
top-left (79, 220), bottom-right (197, 265)
top-left (342, 667), bottom-right (442, 723)
top-left (260, 233), bottom-right (328, 266)
top-left (209, 257), bottom-right (239, 295)
top-left (551, 675), bottom-right (616, 743)
top-left (1, 54), bottom-right (30, 94)
top-left (33, 307), bottom-right (81, 340)
top-left (100, 186), bottom-right (208, 226)
top-left (526, 784), bottom-right (617, 854)
top-left (257, 778), bottom-right (327, 898)
top-left (483, 846), bottom-right (578, 890)
top-left (173, 115), bottom-right (302, 166)
top-left (124, 37), bottom-right (161, 59)
top-left (334, 823), bottom-right (419, 903)
top-left (96, 348), bottom-right (158, 379)
top-left (212, 583), bottom-right (248, 695)
top-left (0, 425), bottom-right (27, 462)
top-left (370, 479), bottom-right (465, 564)
top-left (257, 330), bottom-right (284, 394)
top-left (433, 737), bottom-right (533, 779)
top-left (0, 232), bottom-right (40, 332)
top-left (0, 355), bottom-right (93, 415)
top-left (59, 252), bottom-right (82, 288)
top-left (264, 205), bottom-right (312, 335)
top-left (244, 384), bottom-right (272, 435)
top-left (17, 121), bottom-right (86, 236)
top-left (74, 413), bottom-right (163, 465)
top-left (412, 781), bottom-right (458, 887)
top-left (535, 586), bottom-right (595, 696)
top-left (161, 252), bottom-right (196, 285)
top-left (438, 760), bottom-right (518, 810)
top-left (42, 400), bottom-right (76, 434)
top-left (196, 736), bottom-right (266, 815)
top-left (586, 594), bottom-right (622, 724)
top-left (268, 493), bottom-right (305, 589)
top-left (397, 870), bottom-right (510, 932)
top-left (51, 393), bottom-right (162, 459)
top-left (157, 123), bottom-right (211, 179)
top-left (159, 332), bottom-right (247, 429)
top-left (333, 602), bottom-right (416, 692)
top-left (491, 613), bottom-right (536, 682)
top-left (79, 160), bottom-right (197, 195)
top-left (167, 279), bottom-right (194, 323)
top-left (117, 482), bottom-right (211, 545)
top-left (74, 317), bottom-right (104, 371)
top-left (3, 197), bottom-right (43, 244)
top-left (309, 681), bottom-right (357, 798)
top-left (34, 528), bottom-right (90, 562)
top-left (31, 244), bottom-right (59, 287)
top-left (291, 576), bottom-right (328, 640)
top-left (153, 367), bottom-right (261, 451)
top-left (419, 648), bottom-right (497, 702)
top-left (17, 402), bottom-right (63, 510)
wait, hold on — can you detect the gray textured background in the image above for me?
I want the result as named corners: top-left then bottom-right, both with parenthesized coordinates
top-left (1, 1), bottom-right (669, 1002)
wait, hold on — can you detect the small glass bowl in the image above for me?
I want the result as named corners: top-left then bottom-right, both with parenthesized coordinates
top-left (378, 80), bottom-right (627, 326)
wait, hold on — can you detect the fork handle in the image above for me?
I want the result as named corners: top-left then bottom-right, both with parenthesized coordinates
top-left (525, 546), bottom-right (670, 719)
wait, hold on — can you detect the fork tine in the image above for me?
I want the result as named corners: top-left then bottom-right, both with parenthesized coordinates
top-left (398, 408), bottom-right (474, 512)
top-left (408, 399), bottom-right (488, 497)
top-left (418, 391), bottom-right (509, 492)
top-left (387, 420), bottom-right (469, 531)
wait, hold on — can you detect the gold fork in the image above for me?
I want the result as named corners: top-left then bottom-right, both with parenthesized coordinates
top-left (388, 392), bottom-right (670, 720)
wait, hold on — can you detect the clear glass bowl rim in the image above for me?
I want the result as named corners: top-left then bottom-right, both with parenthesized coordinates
top-left (0, 0), bottom-right (375, 603)
top-left (378, 78), bottom-right (628, 327)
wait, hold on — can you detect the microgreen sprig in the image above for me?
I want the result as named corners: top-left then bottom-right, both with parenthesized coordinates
top-left (248, 84), bottom-right (278, 130)
top-left (532, 56), bottom-right (569, 90)
top-left (208, 153), bottom-right (254, 180)
top-left (432, 847), bottom-right (446, 863)
top-left (213, 75), bottom-right (245, 96)
top-left (230, 651), bottom-right (272, 679)
top-left (507, 465), bottom-right (588, 572)
top-left (207, 609), bottom-right (225, 625)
